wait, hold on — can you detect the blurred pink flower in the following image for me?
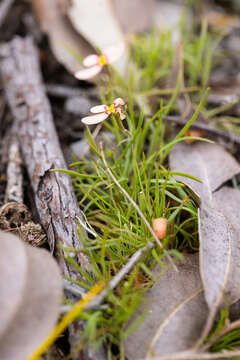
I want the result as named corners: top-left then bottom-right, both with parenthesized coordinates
top-left (81, 98), bottom-right (126, 125)
top-left (75, 42), bottom-right (125, 80)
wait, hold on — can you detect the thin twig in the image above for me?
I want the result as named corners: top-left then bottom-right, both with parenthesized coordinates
top-left (201, 319), bottom-right (240, 352)
top-left (63, 280), bottom-right (86, 297)
top-left (99, 142), bottom-right (178, 272)
top-left (163, 115), bottom-right (240, 146)
top-left (151, 349), bottom-right (240, 360)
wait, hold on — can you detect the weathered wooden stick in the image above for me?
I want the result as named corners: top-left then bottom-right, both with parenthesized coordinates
top-left (0, 36), bottom-right (91, 279)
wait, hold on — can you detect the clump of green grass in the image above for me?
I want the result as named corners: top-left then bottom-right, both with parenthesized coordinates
top-left (60, 20), bottom-right (240, 357)
top-left (60, 97), bottom-right (201, 352)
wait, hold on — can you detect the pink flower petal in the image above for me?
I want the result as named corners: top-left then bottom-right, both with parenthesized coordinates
top-left (81, 112), bottom-right (109, 125)
top-left (90, 105), bottom-right (107, 114)
top-left (75, 65), bottom-right (102, 80)
top-left (117, 108), bottom-right (126, 120)
top-left (113, 98), bottom-right (125, 107)
top-left (83, 54), bottom-right (99, 67)
top-left (103, 42), bottom-right (125, 64)
top-left (119, 111), bottom-right (126, 120)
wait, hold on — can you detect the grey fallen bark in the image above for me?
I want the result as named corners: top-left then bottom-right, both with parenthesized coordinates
top-left (0, 129), bottom-right (46, 247)
top-left (0, 36), bottom-right (91, 279)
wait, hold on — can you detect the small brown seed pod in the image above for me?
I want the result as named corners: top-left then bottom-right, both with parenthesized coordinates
top-left (184, 130), bottom-right (205, 144)
top-left (152, 217), bottom-right (168, 240)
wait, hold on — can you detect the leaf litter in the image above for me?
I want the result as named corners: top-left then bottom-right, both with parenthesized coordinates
top-left (124, 254), bottom-right (208, 359)
top-left (170, 141), bottom-right (240, 308)
top-left (125, 140), bottom-right (240, 359)
top-left (0, 231), bottom-right (62, 360)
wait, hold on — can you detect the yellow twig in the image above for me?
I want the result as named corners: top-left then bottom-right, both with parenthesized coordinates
top-left (28, 282), bottom-right (104, 360)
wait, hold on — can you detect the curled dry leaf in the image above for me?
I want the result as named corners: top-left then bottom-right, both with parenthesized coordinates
top-left (170, 141), bottom-right (240, 311)
top-left (0, 231), bottom-right (62, 360)
top-left (67, 0), bottom-right (127, 75)
top-left (169, 142), bottom-right (240, 201)
top-left (32, 0), bottom-right (94, 74)
top-left (124, 255), bottom-right (208, 359)
top-left (33, 0), bottom-right (130, 76)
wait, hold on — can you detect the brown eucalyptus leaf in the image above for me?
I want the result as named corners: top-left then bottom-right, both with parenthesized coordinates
top-left (169, 142), bottom-right (240, 200)
top-left (0, 231), bottom-right (62, 360)
top-left (124, 255), bottom-right (208, 359)
top-left (67, 0), bottom-right (127, 74)
top-left (32, 0), bottom-right (93, 73)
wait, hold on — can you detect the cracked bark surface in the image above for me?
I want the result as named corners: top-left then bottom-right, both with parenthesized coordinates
top-left (0, 36), bottom-right (91, 280)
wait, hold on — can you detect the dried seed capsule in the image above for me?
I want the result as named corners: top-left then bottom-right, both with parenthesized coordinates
top-left (152, 217), bottom-right (168, 240)
top-left (185, 129), bottom-right (205, 144)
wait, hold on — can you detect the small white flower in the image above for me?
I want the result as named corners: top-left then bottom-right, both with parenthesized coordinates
top-left (81, 98), bottom-right (126, 125)
top-left (75, 42), bottom-right (125, 80)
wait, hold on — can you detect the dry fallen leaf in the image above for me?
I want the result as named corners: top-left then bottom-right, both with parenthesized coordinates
top-left (33, 0), bottom-right (155, 77)
top-left (33, 0), bottom-right (129, 75)
top-left (213, 187), bottom-right (240, 306)
top-left (0, 231), bottom-right (27, 339)
top-left (169, 142), bottom-right (240, 201)
top-left (32, 0), bottom-right (94, 74)
top-left (198, 201), bottom-right (233, 309)
top-left (124, 254), bottom-right (208, 359)
top-left (170, 141), bottom-right (240, 311)
top-left (0, 231), bottom-right (62, 360)
top-left (67, 0), bottom-right (127, 75)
